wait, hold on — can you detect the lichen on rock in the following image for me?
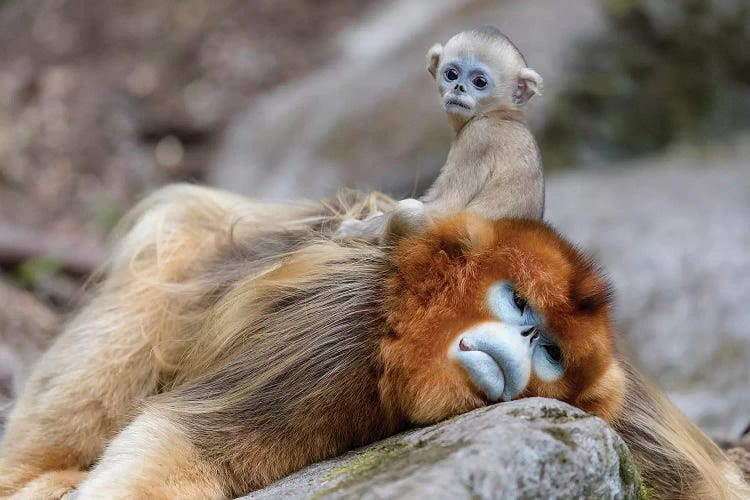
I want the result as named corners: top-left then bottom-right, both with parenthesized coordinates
top-left (244, 398), bottom-right (641, 499)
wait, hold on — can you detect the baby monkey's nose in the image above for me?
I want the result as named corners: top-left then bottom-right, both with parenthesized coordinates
top-left (454, 83), bottom-right (466, 93)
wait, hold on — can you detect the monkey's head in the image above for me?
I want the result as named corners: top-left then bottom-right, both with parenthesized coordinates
top-left (380, 215), bottom-right (623, 425)
top-left (426, 27), bottom-right (542, 123)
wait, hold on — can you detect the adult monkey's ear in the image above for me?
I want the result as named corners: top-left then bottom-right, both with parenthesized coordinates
top-left (513, 68), bottom-right (543, 105)
top-left (432, 214), bottom-right (495, 259)
top-left (426, 43), bottom-right (443, 78)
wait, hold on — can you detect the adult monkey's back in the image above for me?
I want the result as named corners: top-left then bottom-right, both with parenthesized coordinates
top-left (0, 185), bottom-right (747, 499)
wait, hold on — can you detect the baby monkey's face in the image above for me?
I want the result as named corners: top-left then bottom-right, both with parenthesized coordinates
top-left (438, 57), bottom-right (496, 117)
top-left (426, 29), bottom-right (543, 124)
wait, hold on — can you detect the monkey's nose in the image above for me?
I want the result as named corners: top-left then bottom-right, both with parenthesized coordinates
top-left (454, 83), bottom-right (466, 93)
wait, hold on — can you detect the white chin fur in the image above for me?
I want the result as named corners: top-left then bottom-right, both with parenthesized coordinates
top-left (444, 102), bottom-right (475, 116)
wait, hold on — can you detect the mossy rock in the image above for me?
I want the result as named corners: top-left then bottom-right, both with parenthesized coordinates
top-left (244, 398), bottom-right (641, 499)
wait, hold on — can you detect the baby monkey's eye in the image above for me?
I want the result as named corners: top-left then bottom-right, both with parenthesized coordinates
top-left (445, 68), bottom-right (459, 81)
top-left (472, 75), bottom-right (488, 89)
top-left (513, 290), bottom-right (527, 313)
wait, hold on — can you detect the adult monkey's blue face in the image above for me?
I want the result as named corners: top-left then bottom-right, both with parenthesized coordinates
top-left (426, 27), bottom-right (543, 123)
top-left (450, 281), bottom-right (564, 403)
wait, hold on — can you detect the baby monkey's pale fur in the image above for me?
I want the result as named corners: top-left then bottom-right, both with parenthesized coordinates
top-left (337, 27), bottom-right (544, 241)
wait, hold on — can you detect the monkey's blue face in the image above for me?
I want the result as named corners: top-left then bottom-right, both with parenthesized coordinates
top-left (438, 57), bottom-right (496, 116)
top-left (450, 281), bottom-right (564, 402)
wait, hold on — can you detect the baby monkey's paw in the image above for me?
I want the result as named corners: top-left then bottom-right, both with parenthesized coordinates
top-left (334, 212), bottom-right (386, 241)
top-left (334, 200), bottom-right (426, 244)
top-left (382, 199), bottom-right (428, 245)
top-left (394, 198), bottom-right (425, 212)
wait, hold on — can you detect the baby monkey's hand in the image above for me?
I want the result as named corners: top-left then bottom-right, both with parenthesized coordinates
top-left (334, 199), bottom-right (428, 245)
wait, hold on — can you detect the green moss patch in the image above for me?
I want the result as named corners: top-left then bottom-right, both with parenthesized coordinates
top-left (322, 440), bottom-right (412, 483)
top-left (540, 405), bottom-right (589, 423)
top-left (313, 437), bottom-right (466, 498)
top-left (507, 404), bottom-right (589, 423)
top-left (613, 439), bottom-right (646, 499)
top-left (542, 427), bottom-right (579, 450)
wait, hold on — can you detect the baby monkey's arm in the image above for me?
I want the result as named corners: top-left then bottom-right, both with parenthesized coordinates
top-left (334, 199), bottom-right (428, 244)
top-left (465, 166), bottom-right (543, 219)
top-left (334, 133), bottom-right (489, 242)
top-left (420, 154), bottom-right (489, 217)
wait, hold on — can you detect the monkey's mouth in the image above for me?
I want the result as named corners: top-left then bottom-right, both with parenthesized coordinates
top-left (453, 335), bottom-right (508, 403)
top-left (445, 98), bottom-right (474, 113)
top-left (451, 322), bottom-right (533, 403)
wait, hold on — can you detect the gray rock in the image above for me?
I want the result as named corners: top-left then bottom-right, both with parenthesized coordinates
top-left (243, 398), bottom-right (641, 500)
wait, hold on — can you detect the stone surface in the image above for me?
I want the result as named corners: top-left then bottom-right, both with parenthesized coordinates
top-left (243, 398), bottom-right (640, 500)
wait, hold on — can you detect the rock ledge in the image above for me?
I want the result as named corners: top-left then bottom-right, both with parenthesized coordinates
top-left (244, 397), bottom-right (642, 499)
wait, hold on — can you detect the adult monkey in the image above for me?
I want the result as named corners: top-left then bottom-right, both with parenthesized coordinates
top-left (0, 185), bottom-right (747, 499)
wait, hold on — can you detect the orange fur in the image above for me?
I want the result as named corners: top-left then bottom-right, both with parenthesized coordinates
top-left (382, 215), bottom-right (622, 424)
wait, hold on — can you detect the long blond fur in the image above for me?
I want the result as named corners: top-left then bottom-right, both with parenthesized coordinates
top-left (103, 184), bottom-right (394, 373)
top-left (0, 184), bottom-right (397, 497)
top-left (614, 361), bottom-right (750, 499)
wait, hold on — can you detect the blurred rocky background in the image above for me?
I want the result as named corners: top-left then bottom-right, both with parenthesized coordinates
top-left (0, 0), bottom-right (748, 458)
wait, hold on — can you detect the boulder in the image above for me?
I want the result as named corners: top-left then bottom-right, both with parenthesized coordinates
top-left (244, 398), bottom-right (642, 500)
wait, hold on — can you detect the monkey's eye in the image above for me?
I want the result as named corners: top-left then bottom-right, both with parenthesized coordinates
top-left (472, 75), bottom-right (488, 89)
top-left (444, 68), bottom-right (459, 81)
top-left (541, 343), bottom-right (563, 363)
top-left (513, 290), bottom-right (527, 314)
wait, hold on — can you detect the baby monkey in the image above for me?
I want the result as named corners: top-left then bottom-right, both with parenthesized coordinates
top-left (337, 27), bottom-right (544, 241)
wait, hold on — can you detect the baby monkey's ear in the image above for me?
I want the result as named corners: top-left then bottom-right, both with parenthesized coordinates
top-left (513, 68), bottom-right (543, 105)
top-left (426, 43), bottom-right (443, 78)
